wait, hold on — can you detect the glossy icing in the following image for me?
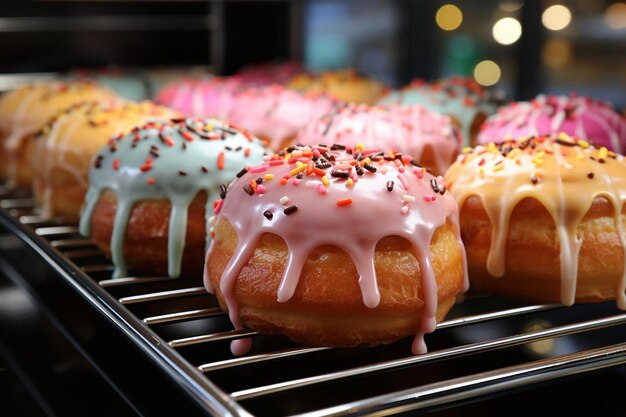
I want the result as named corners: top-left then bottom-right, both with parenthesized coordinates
top-left (0, 81), bottom-right (117, 186)
top-left (155, 76), bottom-right (241, 119)
top-left (157, 80), bottom-right (337, 151)
top-left (379, 77), bottom-right (500, 147)
top-left (288, 68), bottom-right (389, 104)
top-left (205, 144), bottom-right (468, 355)
top-left (477, 94), bottom-right (626, 153)
top-left (225, 85), bottom-right (337, 150)
top-left (80, 118), bottom-right (267, 279)
top-left (297, 102), bottom-right (462, 175)
top-left (32, 100), bottom-right (179, 219)
top-left (445, 134), bottom-right (626, 307)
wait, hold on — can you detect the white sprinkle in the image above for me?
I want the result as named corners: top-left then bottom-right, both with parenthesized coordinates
top-left (402, 194), bottom-right (416, 203)
top-left (280, 196), bottom-right (290, 205)
top-left (209, 215), bottom-right (216, 226)
top-left (400, 205), bottom-right (410, 215)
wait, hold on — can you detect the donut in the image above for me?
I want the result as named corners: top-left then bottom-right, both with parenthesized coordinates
top-left (445, 134), bottom-right (626, 307)
top-left (235, 60), bottom-right (305, 85)
top-left (0, 81), bottom-right (117, 188)
top-left (31, 100), bottom-right (179, 222)
top-left (477, 94), bottom-right (626, 153)
top-left (80, 118), bottom-right (268, 279)
top-left (288, 68), bottom-right (389, 105)
top-left (224, 85), bottom-right (337, 151)
top-left (205, 144), bottom-right (468, 355)
top-left (297, 102), bottom-right (461, 176)
top-left (379, 77), bottom-right (501, 147)
top-left (155, 76), bottom-right (241, 119)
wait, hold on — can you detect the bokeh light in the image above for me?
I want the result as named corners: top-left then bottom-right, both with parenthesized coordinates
top-left (492, 17), bottom-right (522, 45)
top-left (436, 4), bottom-right (463, 31)
top-left (542, 5), bottom-right (572, 31)
top-left (542, 39), bottom-right (572, 69)
top-left (605, 2), bottom-right (626, 29)
top-left (474, 60), bottom-right (501, 86)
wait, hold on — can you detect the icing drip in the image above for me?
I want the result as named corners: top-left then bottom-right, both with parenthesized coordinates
top-left (79, 118), bottom-right (267, 278)
top-left (445, 135), bottom-right (626, 307)
top-left (478, 94), bottom-right (626, 153)
top-left (297, 102), bottom-right (462, 176)
top-left (378, 77), bottom-right (500, 147)
top-left (206, 145), bottom-right (468, 355)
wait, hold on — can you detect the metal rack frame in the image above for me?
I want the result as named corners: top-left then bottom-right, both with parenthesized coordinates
top-left (1, 188), bottom-right (626, 416)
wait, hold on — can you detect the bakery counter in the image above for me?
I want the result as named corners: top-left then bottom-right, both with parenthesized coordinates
top-left (2, 187), bottom-right (626, 416)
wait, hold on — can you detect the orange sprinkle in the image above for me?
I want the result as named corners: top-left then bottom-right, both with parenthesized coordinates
top-left (312, 167), bottom-right (327, 177)
top-left (249, 179), bottom-right (257, 192)
top-left (244, 148), bottom-right (251, 157)
top-left (217, 151), bottom-right (225, 170)
top-left (280, 177), bottom-right (288, 185)
top-left (163, 137), bottom-right (175, 147)
top-left (112, 159), bottom-right (119, 170)
top-left (147, 177), bottom-right (155, 185)
top-left (336, 198), bottom-right (353, 207)
top-left (180, 130), bottom-right (195, 142)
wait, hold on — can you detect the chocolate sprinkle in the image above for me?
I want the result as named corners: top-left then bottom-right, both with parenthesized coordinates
top-left (243, 184), bottom-right (254, 195)
top-left (283, 205), bottom-right (298, 215)
top-left (430, 179), bottom-right (440, 193)
top-left (331, 171), bottom-right (350, 178)
top-left (386, 181), bottom-right (394, 192)
top-left (178, 170), bottom-right (187, 176)
top-left (363, 163), bottom-right (377, 173)
top-left (201, 165), bottom-right (209, 173)
top-left (587, 172), bottom-right (595, 179)
top-left (236, 167), bottom-right (248, 178)
top-left (219, 184), bottom-right (227, 199)
top-left (263, 210), bottom-right (273, 220)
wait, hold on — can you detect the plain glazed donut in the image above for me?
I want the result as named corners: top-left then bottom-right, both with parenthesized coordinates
top-left (0, 81), bottom-right (117, 188)
top-left (205, 144), bottom-right (468, 355)
top-left (288, 68), bottom-right (389, 105)
top-left (80, 118), bottom-right (268, 279)
top-left (32, 100), bottom-right (179, 222)
top-left (296, 102), bottom-right (462, 176)
top-left (477, 94), bottom-right (626, 153)
top-left (445, 134), bottom-right (626, 306)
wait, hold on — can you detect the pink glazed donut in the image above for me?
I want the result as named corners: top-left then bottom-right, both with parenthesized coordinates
top-left (477, 94), bottom-right (626, 153)
top-left (205, 144), bottom-right (468, 355)
top-left (297, 102), bottom-right (462, 176)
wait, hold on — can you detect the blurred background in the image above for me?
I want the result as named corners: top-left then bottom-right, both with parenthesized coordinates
top-left (0, 0), bottom-right (624, 106)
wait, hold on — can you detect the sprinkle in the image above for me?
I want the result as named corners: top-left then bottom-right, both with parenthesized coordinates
top-left (213, 199), bottom-right (223, 215)
top-left (587, 172), bottom-right (595, 179)
top-left (317, 184), bottom-right (328, 195)
top-left (248, 164), bottom-right (268, 174)
top-left (256, 184), bottom-right (266, 194)
top-left (400, 205), bottom-right (409, 215)
top-left (217, 152), bottom-right (225, 170)
top-left (147, 177), bottom-right (155, 185)
top-left (269, 159), bottom-right (285, 166)
top-left (94, 155), bottom-right (103, 169)
top-left (397, 173), bottom-right (409, 190)
top-left (244, 148), bottom-right (251, 157)
top-left (598, 147), bottom-right (608, 161)
top-left (363, 163), bottom-right (377, 173)
top-left (423, 195), bottom-right (436, 202)
top-left (336, 198), bottom-right (352, 207)
top-left (321, 175), bottom-right (330, 187)
top-left (402, 195), bottom-right (416, 203)
top-left (219, 184), bottom-right (227, 199)
top-left (531, 176), bottom-right (539, 184)
top-left (346, 178), bottom-right (354, 187)
top-left (492, 164), bottom-right (504, 172)
top-left (162, 136), bottom-right (175, 147)
top-left (181, 130), bottom-right (195, 142)
top-left (201, 165), bottom-right (209, 173)
top-left (283, 205), bottom-right (298, 215)
top-left (577, 140), bottom-right (589, 148)
top-left (331, 170), bottom-right (350, 178)
top-left (289, 163), bottom-right (308, 177)
top-left (139, 158), bottom-right (153, 172)
top-left (236, 167), bottom-right (247, 178)
top-left (386, 181), bottom-right (394, 192)
top-left (112, 159), bottom-right (119, 170)
top-left (264, 174), bottom-right (274, 181)
top-left (291, 177), bottom-right (300, 186)
top-left (179, 170), bottom-right (187, 176)
top-left (243, 184), bottom-right (254, 195)
top-left (280, 177), bottom-right (288, 185)
top-left (280, 196), bottom-right (290, 205)
top-left (263, 210), bottom-right (273, 220)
